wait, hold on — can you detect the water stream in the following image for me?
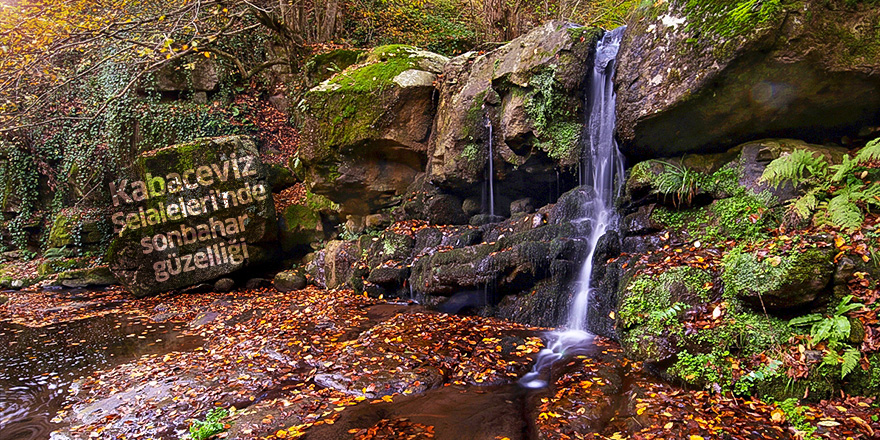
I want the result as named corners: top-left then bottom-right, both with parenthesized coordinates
top-left (521, 26), bottom-right (626, 389)
top-left (487, 118), bottom-right (496, 218)
top-left (0, 311), bottom-right (202, 440)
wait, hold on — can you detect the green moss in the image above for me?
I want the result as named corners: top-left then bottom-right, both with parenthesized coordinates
top-left (541, 121), bottom-right (581, 163)
top-left (328, 45), bottom-right (424, 92)
top-left (721, 245), bottom-right (833, 301)
top-left (649, 162), bottom-right (777, 243)
top-left (566, 26), bottom-right (603, 42)
top-left (301, 45), bottom-right (434, 163)
top-left (683, 0), bottom-right (784, 40)
top-left (461, 143), bottom-right (483, 163)
top-left (619, 266), bottom-right (711, 331)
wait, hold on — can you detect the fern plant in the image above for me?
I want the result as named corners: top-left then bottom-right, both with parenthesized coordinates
top-left (653, 160), bottom-right (705, 207)
top-left (760, 138), bottom-right (880, 231)
top-left (789, 295), bottom-right (864, 378)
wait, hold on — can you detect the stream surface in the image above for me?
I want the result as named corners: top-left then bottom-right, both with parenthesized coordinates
top-left (0, 308), bottom-right (202, 440)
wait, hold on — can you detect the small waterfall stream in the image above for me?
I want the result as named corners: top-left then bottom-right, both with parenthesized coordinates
top-left (520, 26), bottom-right (626, 389)
top-left (487, 119), bottom-right (496, 217)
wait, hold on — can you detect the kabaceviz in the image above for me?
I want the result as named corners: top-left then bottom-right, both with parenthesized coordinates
top-left (109, 154), bottom-right (258, 206)
top-left (153, 239), bottom-right (249, 282)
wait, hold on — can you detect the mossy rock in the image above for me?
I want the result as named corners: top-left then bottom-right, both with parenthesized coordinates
top-left (304, 49), bottom-right (365, 87)
top-left (56, 266), bottom-right (117, 287)
top-left (107, 135), bottom-right (277, 297)
top-left (429, 21), bottom-right (600, 194)
top-left (616, 0), bottom-right (880, 160)
top-left (37, 257), bottom-right (93, 276)
top-left (46, 208), bottom-right (111, 249)
top-left (279, 188), bottom-right (338, 254)
top-left (617, 266), bottom-right (712, 363)
top-left (297, 45), bottom-right (447, 215)
top-left (721, 245), bottom-right (836, 311)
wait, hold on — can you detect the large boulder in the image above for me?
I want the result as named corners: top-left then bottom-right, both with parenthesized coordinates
top-left (721, 245), bottom-right (836, 311)
top-left (107, 136), bottom-right (277, 297)
top-left (297, 45), bottom-right (449, 215)
top-left (429, 21), bottom-right (601, 201)
top-left (616, 0), bottom-right (880, 160)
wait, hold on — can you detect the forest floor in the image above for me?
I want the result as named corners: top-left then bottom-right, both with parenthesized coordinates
top-left (0, 286), bottom-right (878, 440)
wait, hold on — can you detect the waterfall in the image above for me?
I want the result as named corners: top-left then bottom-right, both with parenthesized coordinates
top-left (569, 25), bottom-right (626, 331)
top-left (487, 119), bottom-right (496, 217)
top-left (520, 26), bottom-right (626, 389)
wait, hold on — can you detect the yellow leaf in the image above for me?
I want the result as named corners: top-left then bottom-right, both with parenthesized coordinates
top-left (818, 420), bottom-right (841, 427)
top-left (690, 436), bottom-right (704, 440)
top-left (381, 395), bottom-right (393, 402)
top-left (663, 422), bottom-right (673, 429)
top-left (771, 408), bottom-right (786, 424)
top-left (637, 407), bottom-right (646, 415)
top-left (835, 235), bottom-right (846, 248)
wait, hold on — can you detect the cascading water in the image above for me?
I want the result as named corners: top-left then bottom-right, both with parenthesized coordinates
top-left (520, 26), bottom-right (626, 389)
top-left (487, 119), bottom-right (496, 217)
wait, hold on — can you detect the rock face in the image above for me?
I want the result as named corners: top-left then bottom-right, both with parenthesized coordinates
top-left (297, 45), bottom-right (449, 215)
top-left (306, 186), bottom-right (596, 327)
top-left (615, 0), bottom-right (880, 160)
top-left (429, 21), bottom-right (601, 200)
top-left (107, 136), bottom-right (277, 297)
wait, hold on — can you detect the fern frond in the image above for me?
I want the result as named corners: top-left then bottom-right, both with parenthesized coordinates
top-left (829, 316), bottom-right (852, 341)
top-left (821, 349), bottom-right (840, 367)
top-left (812, 318), bottom-right (835, 343)
top-left (830, 154), bottom-right (855, 183)
top-left (828, 192), bottom-right (864, 231)
top-left (788, 190), bottom-right (819, 220)
top-left (789, 313), bottom-right (823, 327)
top-left (841, 348), bottom-right (861, 378)
top-left (833, 295), bottom-right (864, 315)
top-left (855, 137), bottom-right (880, 164)
top-left (852, 182), bottom-right (880, 207)
top-left (760, 149), bottom-right (828, 188)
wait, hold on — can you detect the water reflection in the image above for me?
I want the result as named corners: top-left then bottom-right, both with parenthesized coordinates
top-left (0, 314), bottom-right (202, 440)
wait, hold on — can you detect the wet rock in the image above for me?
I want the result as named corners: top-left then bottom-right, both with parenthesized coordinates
top-left (214, 277), bottom-right (235, 292)
top-left (621, 205), bottom-right (663, 236)
top-left (314, 366), bottom-right (443, 399)
top-left (616, 0), bottom-right (880, 160)
top-left (245, 278), bottom-right (271, 289)
top-left (189, 311), bottom-right (220, 327)
top-left (429, 21), bottom-right (601, 197)
top-left (510, 198), bottom-right (536, 215)
top-left (107, 136), bottom-right (277, 297)
top-left (426, 194), bottom-right (468, 225)
top-left (274, 269), bottom-right (307, 292)
top-left (469, 214), bottom-right (505, 226)
top-left (56, 266), bottom-right (117, 288)
top-left (461, 197), bottom-right (482, 216)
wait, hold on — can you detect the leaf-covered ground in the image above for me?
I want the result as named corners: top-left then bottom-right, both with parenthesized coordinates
top-left (1, 286), bottom-right (878, 439)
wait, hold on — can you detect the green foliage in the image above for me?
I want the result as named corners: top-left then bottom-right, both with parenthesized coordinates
top-left (760, 139), bottom-right (880, 231)
top-left (776, 398), bottom-right (819, 439)
top-left (789, 295), bottom-right (864, 378)
top-left (669, 349), bottom-right (728, 386)
top-left (188, 407), bottom-right (229, 440)
top-left (525, 68), bottom-right (581, 165)
top-left (734, 359), bottom-right (783, 396)
top-left (653, 160), bottom-right (704, 206)
top-left (684, 0), bottom-right (783, 39)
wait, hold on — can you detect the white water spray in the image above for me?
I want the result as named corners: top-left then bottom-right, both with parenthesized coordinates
top-left (520, 26), bottom-right (626, 389)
